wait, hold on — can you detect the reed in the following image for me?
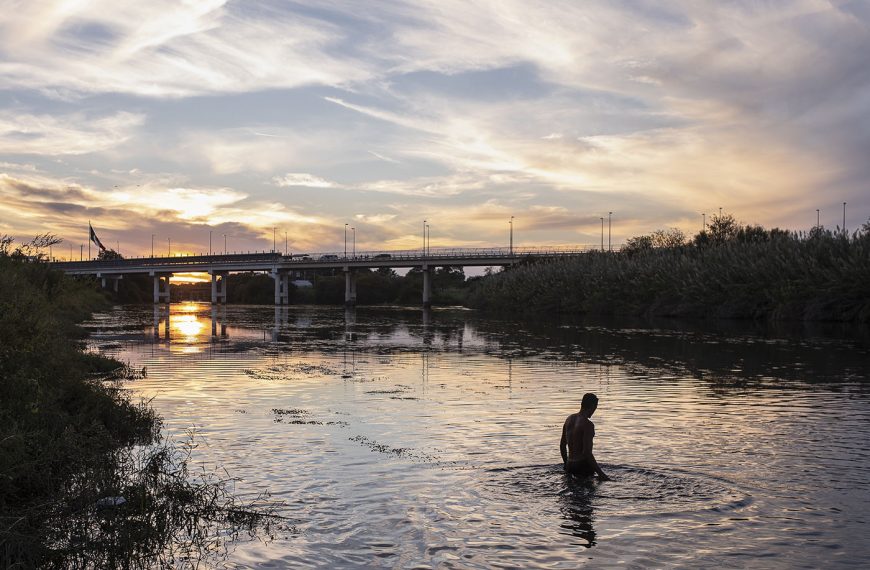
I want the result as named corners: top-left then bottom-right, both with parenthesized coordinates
top-left (468, 222), bottom-right (870, 322)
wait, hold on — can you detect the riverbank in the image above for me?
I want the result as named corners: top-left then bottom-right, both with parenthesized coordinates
top-left (0, 250), bottom-right (279, 567)
top-left (468, 225), bottom-right (870, 322)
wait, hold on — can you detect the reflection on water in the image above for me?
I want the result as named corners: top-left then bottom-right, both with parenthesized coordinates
top-left (85, 303), bottom-right (870, 568)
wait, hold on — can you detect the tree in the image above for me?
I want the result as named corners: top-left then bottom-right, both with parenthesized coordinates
top-left (707, 213), bottom-right (739, 244)
top-left (623, 234), bottom-right (653, 253)
top-left (97, 248), bottom-right (123, 260)
top-left (651, 228), bottom-right (686, 248)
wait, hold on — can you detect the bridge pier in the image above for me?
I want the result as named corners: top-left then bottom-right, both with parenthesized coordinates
top-left (344, 268), bottom-right (357, 306)
top-left (422, 265), bottom-right (432, 309)
top-left (271, 270), bottom-right (290, 305)
top-left (151, 272), bottom-right (171, 304)
top-left (97, 273), bottom-right (122, 292)
top-left (210, 271), bottom-right (228, 304)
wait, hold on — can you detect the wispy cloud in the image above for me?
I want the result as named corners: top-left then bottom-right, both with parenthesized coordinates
top-left (0, 111), bottom-right (144, 155)
top-left (273, 173), bottom-right (339, 188)
top-left (0, 1), bottom-right (369, 97)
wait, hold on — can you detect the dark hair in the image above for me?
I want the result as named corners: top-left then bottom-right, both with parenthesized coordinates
top-left (581, 393), bottom-right (599, 409)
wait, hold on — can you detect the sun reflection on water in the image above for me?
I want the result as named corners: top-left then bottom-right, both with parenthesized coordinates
top-left (170, 303), bottom-right (206, 352)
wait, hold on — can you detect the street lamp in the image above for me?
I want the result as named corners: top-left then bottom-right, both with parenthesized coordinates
top-left (509, 216), bottom-right (514, 255)
top-left (272, 227), bottom-right (276, 253)
top-left (151, 234), bottom-right (155, 258)
top-left (816, 209), bottom-right (820, 228)
top-left (351, 227), bottom-right (356, 258)
top-left (223, 234), bottom-right (227, 254)
top-left (600, 217), bottom-right (604, 251)
top-left (284, 231), bottom-right (288, 255)
top-left (168, 237), bottom-right (171, 257)
top-left (344, 223), bottom-right (348, 258)
top-left (608, 212), bottom-right (612, 252)
top-left (423, 219), bottom-right (427, 256)
top-left (426, 224), bottom-right (430, 255)
top-left (209, 230), bottom-right (212, 255)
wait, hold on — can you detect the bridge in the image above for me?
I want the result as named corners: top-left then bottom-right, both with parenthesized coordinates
top-left (53, 246), bottom-right (594, 307)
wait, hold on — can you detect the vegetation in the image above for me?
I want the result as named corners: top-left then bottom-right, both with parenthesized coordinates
top-left (468, 215), bottom-right (870, 322)
top-left (0, 236), bottom-right (281, 567)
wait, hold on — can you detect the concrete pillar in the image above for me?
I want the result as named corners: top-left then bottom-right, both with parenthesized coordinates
top-left (273, 270), bottom-right (281, 305)
top-left (422, 265), bottom-right (432, 308)
top-left (211, 273), bottom-right (218, 304)
top-left (101, 277), bottom-right (107, 289)
top-left (270, 270), bottom-right (290, 305)
top-left (152, 274), bottom-right (171, 304)
top-left (113, 278), bottom-right (119, 293)
top-left (344, 269), bottom-right (356, 306)
top-left (209, 271), bottom-right (227, 304)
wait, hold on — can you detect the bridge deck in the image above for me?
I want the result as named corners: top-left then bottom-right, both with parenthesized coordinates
top-left (53, 246), bottom-right (595, 275)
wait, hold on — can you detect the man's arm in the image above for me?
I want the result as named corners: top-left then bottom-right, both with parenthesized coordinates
top-left (559, 420), bottom-right (568, 465)
top-left (581, 423), bottom-right (610, 481)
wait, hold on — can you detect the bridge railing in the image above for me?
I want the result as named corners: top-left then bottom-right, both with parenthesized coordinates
top-left (52, 244), bottom-right (616, 270)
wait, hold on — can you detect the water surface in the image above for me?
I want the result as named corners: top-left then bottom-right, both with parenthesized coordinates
top-left (87, 303), bottom-right (870, 568)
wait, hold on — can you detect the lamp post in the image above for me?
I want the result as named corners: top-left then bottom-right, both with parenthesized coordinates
top-left (843, 202), bottom-right (847, 233)
top-left (272, 227), bottom-right (276, 253)
top-left (352, 227), bottom-right (356, 258)
top-left (209, 230), bottom-right (212, 255)
top-left (284, 231), bottom-right (288, 255)
top-left (80, 244), bottom-right (83, 261)
top-left (509, 216), bottom-right (514, 255)
top-left (168, 238), bottom-right (171, 257)
top-left (423, 219), bottom-right (427, 256)
top-left (816, 209), bottom-right (820, 228)
top-left (223, 234), bottom-right (227, 254)
top-left (600, 217), bottom-right (604, 251)
top-left (151, 234), bottom-right (155, 258)
top-left (608, 211), bottom-right (612, 251)
top-left (344, 223), bottom-right (348, 258)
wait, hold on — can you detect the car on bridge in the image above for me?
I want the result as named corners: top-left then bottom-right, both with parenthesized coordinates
top-left (319, 254), bottom-right (340, 261)
top-left (373, 253), bottom-right (392, 260)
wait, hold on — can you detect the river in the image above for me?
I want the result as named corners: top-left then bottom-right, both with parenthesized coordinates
top-left (86, 303), bottom-right (870, 568)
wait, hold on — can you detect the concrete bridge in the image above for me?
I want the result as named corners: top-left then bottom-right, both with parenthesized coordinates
top-left (53, 246), bottom-right (592, 307)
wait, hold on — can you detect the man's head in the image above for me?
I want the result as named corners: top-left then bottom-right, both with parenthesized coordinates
top-left (580, 393), bottom-right (599, 414)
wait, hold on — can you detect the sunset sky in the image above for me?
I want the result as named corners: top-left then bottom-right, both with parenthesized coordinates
top-left (1, 1), bottom-right (868, 258)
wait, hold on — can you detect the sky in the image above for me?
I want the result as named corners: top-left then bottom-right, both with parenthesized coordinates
top-left (1, 0), bottom-right (869, 260)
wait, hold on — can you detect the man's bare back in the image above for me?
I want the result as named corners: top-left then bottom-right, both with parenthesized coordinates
top-left (560, 393), bottom-right (610, 480)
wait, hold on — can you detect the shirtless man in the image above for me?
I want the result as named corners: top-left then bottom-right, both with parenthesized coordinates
top-left (560, 393), bottom-right (610, 480)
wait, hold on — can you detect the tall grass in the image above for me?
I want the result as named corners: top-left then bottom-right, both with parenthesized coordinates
top-left (468, 227), bottom-right (870, 321)
top-left (0, 251), bottom-right (283, 567)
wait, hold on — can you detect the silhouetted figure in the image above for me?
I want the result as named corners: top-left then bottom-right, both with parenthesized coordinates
top-left (560, 393), bottom-right (610, 481)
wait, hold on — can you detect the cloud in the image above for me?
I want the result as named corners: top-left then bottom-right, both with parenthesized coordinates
top-left (0, 1), bottom-right (370, 97)
top-left (273, 173), bottom-right (339, 188)
top-left (2, 1), bottom-right (869, 247)
top-left (0, 111), bottom-right (144, 155)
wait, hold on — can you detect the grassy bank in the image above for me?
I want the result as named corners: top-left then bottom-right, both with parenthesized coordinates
top-left (468, 221), bottom-right (870, 322)
top-left (0, 241), bottom-right (280, 567)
